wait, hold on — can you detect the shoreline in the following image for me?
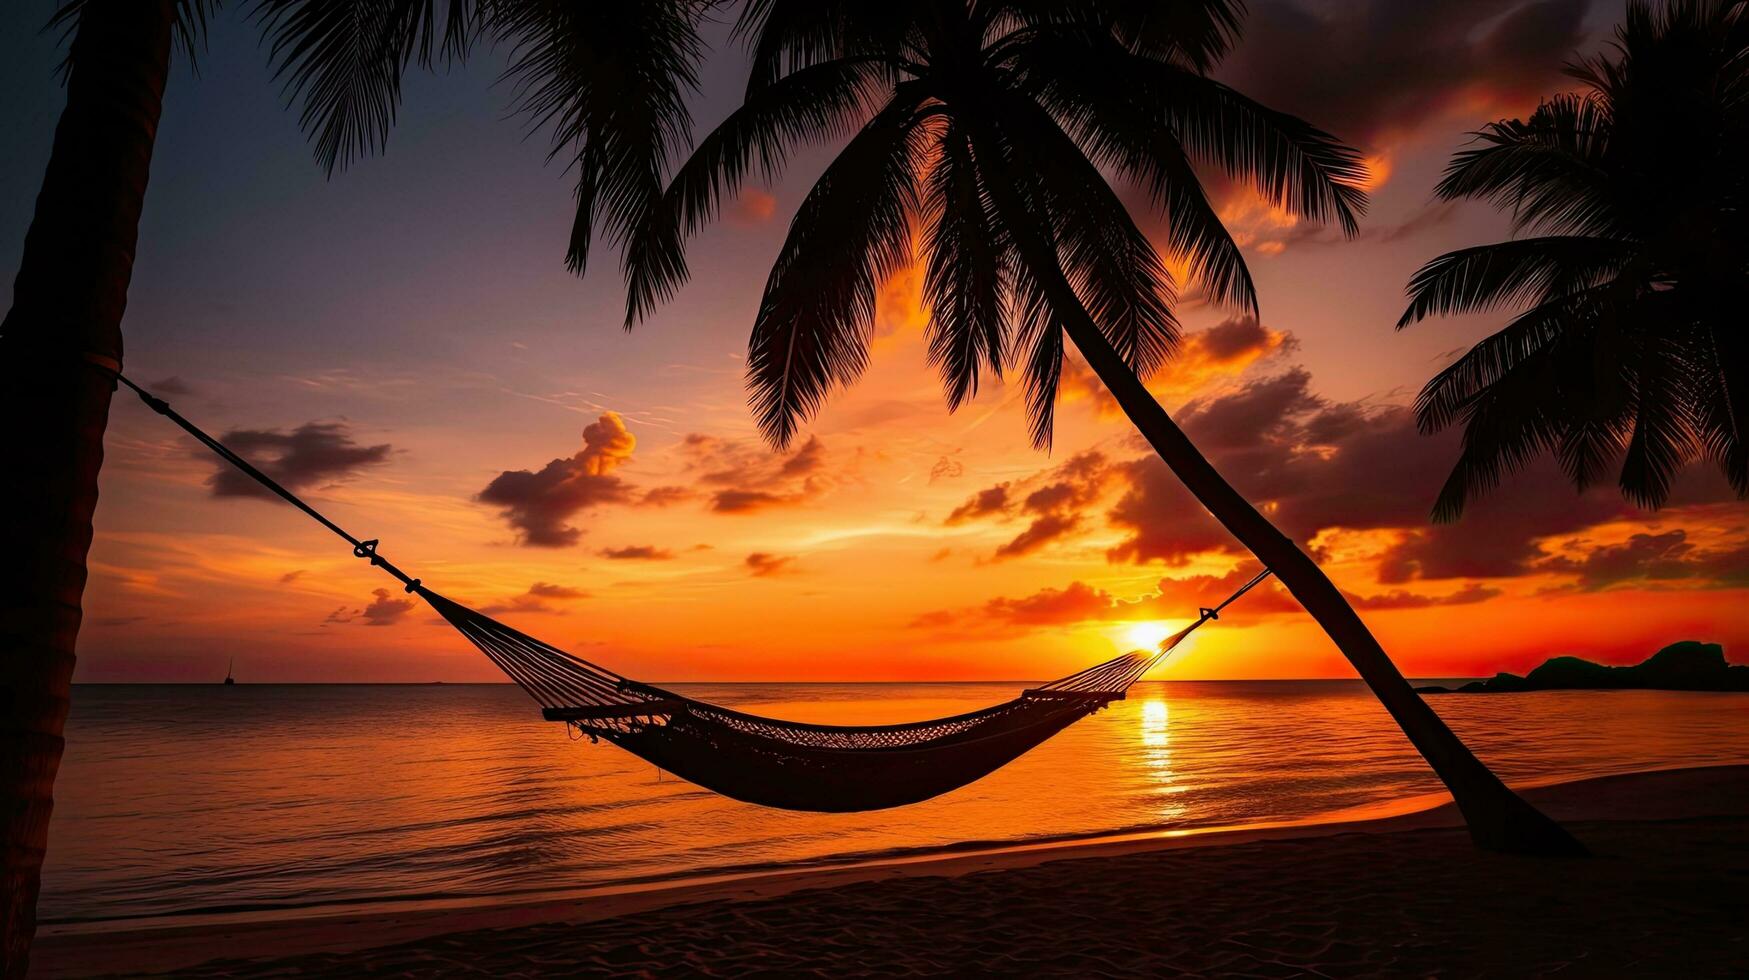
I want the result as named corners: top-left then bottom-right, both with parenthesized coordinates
top-left (30, 764), bottom-right (1749, 978)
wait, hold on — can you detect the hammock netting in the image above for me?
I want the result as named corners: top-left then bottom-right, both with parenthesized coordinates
top-left (116, 373), bottom-right (1271, 812)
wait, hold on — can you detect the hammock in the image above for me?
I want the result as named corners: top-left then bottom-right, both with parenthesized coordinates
top-left (113, 373), bottom-right (1271, 812)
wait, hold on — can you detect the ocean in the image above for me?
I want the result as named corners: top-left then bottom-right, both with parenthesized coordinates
top-left (43, 681), bottom-right (1749, 925)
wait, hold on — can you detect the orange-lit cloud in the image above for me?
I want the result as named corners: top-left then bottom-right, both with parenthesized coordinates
top-left (477, 412), bottom-right (638, 546)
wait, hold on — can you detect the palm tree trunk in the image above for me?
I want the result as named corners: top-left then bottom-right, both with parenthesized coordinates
top-left (0, 1), bottom-right (176, 974)
top-left (1061, 312), bottom-right (1585, 855)
top-left (970, 146), bottom-right (1585, 856)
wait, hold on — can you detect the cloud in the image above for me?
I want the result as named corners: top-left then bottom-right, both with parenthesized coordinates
top-left (981, 581), bottom-right (1113, 626)
top-left (1059, 317), bottom-right (1295, 416)
top-left (972, 355), bottom-right (1742, 589)
top-left (478, 581), bottom-right (588, 615)
top-left (945, 452), bottom-right (1116, 560)
top-left (1537, 532), bottom-right (1749, 592)
top-left (682, 432), bottom-right (835, 514)
top-left (599, 545), bottom-right (674, 560)
top-left (278, 570), bottom-right (305, 584)
top-left (1217, 0), bottom-right (1595, 153)
top-left (994, 513), bottom-right (1083, 560)
top-left (947, 484), bottom-right (1011, 524)
top-left (1348, 584), bottom-right (1502, 610)
top-left (916, 563), bottom-right (1300, 631)
top-left (207, 421), bottom-right (391, 498)
top-left (478, 413), bottom-right (637, 547)
top-left (744, 552), bottom-right (795, 578)
top-left (321, 588), bottom-right (417, 626)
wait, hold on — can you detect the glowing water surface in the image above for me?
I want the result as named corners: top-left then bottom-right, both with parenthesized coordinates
top-left (43, 681), bottom-right (1749, 923)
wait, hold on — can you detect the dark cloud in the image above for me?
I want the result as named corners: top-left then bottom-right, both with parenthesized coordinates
top-left (1348, 584), bottom-right (1502, 610)
top-left (278, 570), bottom-right (305, 584)
top-left (599, 545), bottom-right (674, 560)
top-left (745, 552), bottom-right (795, 577)
top-left (976, 361), bottom-right (1742, 587)
top-left (994, 513), bottom-right (1084, 560)
top-left (478, 581), bottom-right (587, 615)
top-left (981, 581), bottom-right (1112, 626)
top-left (946, 452), bottom-right (1116, 560)
top-left (322, 588), bottom-right (416, 626)
top-left (208, 421), bottom-right (391, 499)
top-left (1216, 0), bottom-right (1596, 150)
top-left (1538, 532), bottom-right (1749, 591)
top-left (682, 432), bottom-right (834, 515)
top-left (915, 561), bottom-right (1500, 635)
top-left (478, 413), bottom-right (637, 547)
top-left (915, 563), bottom-right (1295, 631)
top-left (947, 484), bottom-right (1011, 524)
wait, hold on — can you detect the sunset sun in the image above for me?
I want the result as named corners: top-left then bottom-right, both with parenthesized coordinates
top-left (1125, 622), bottom-right (1174, 651)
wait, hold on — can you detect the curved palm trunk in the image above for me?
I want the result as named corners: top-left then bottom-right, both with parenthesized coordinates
top-left (0, 1), bottom-right (175, 973)
top-left (968, 142), bottom-right (1584, 855)
top-left (1061, 313), bottom-right (1585, 855)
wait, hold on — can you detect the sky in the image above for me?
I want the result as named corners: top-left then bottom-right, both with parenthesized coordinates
top-left (3, 1), bottom-right (1744, 683)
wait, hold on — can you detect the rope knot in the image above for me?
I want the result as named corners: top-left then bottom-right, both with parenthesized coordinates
top-left (1200, 607), bottom-right (1218, 621)
top-left (404, 579), bottom-right (422, 594)
top-left (353, 539), bottom-right (379, 560)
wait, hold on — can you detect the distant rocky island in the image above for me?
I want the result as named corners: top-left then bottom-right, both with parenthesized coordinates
top-left (1419, 641), bottom-right (1748, 694)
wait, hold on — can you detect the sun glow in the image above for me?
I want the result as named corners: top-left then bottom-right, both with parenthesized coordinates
top-left (1125, 622), bottom-right (1173, 650)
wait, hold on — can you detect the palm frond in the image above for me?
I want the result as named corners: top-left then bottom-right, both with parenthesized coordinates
top-left (255, 0), bottom-right (479, 174)
top-left (493, 0), bottom-right (704, 278)
top-left (921, 124), bottom-right (1012, 410)
top-left (1413, 287), bottom-right (1608, 434)
top-left (1011, 266), bottom-right (1067, 451)
top-left (1006, 28), bottom-right (1257, 312)
top-left (1618, 330), bottom-right (1700, 508)
top-left (1692, 321), bottom-right (1749, 493)
top-left (1397, 236), bottom-right (1633, 327)
top-left (1436, 94), bottom-right (1617, 236)
top-left (624, 56), bottom-right (889, 324)
top-left (736, 0), bottom-right (914, 94)
top-left (988, 0), bottom-right (1244, 71)
top-left (1145, 67), bottom-right (1369, 236)
top-left (1428, 341), bottom-right (1579, 522)
top-left (987, 92), bottom-right (1180, 379)
top-left (745, 94), bottom-right (930, 448)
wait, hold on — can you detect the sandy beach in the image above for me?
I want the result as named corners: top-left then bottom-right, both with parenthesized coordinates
top-left (29, 765), bottom-right (1749, 978)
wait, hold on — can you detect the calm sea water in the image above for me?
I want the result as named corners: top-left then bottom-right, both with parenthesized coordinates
top-left (43, 681), bottom-right (1749, 924)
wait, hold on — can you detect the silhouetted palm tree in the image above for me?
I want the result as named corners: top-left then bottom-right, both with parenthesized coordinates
top-left (0, 1), bottom-right (702, 971)
top-left (1399, 0), bottom-right (1748, 520)
top-left (625, 1), bottom-right (1582, 856)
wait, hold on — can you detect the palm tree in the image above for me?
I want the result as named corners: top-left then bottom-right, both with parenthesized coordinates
top-left (624, 0), bottom-right (1584, 856)
top-left (1399, 0), bottom-right (1747, 520)
top-left (0, 1), bottom-right (702, 971)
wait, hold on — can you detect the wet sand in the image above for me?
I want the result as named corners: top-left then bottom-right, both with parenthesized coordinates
top-left (33, 766), bottom-right (1749, 978)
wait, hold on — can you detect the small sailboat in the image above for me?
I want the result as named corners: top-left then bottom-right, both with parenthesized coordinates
top-left (223, 657), bottom-right (236, 686)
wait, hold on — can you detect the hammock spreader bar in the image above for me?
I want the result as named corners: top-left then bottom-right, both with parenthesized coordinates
top-left (112, 371), bottom-right (1276, 812)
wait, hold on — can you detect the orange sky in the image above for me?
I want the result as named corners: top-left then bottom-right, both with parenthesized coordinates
top-left (5, 1), bottom-right (1743, 683)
